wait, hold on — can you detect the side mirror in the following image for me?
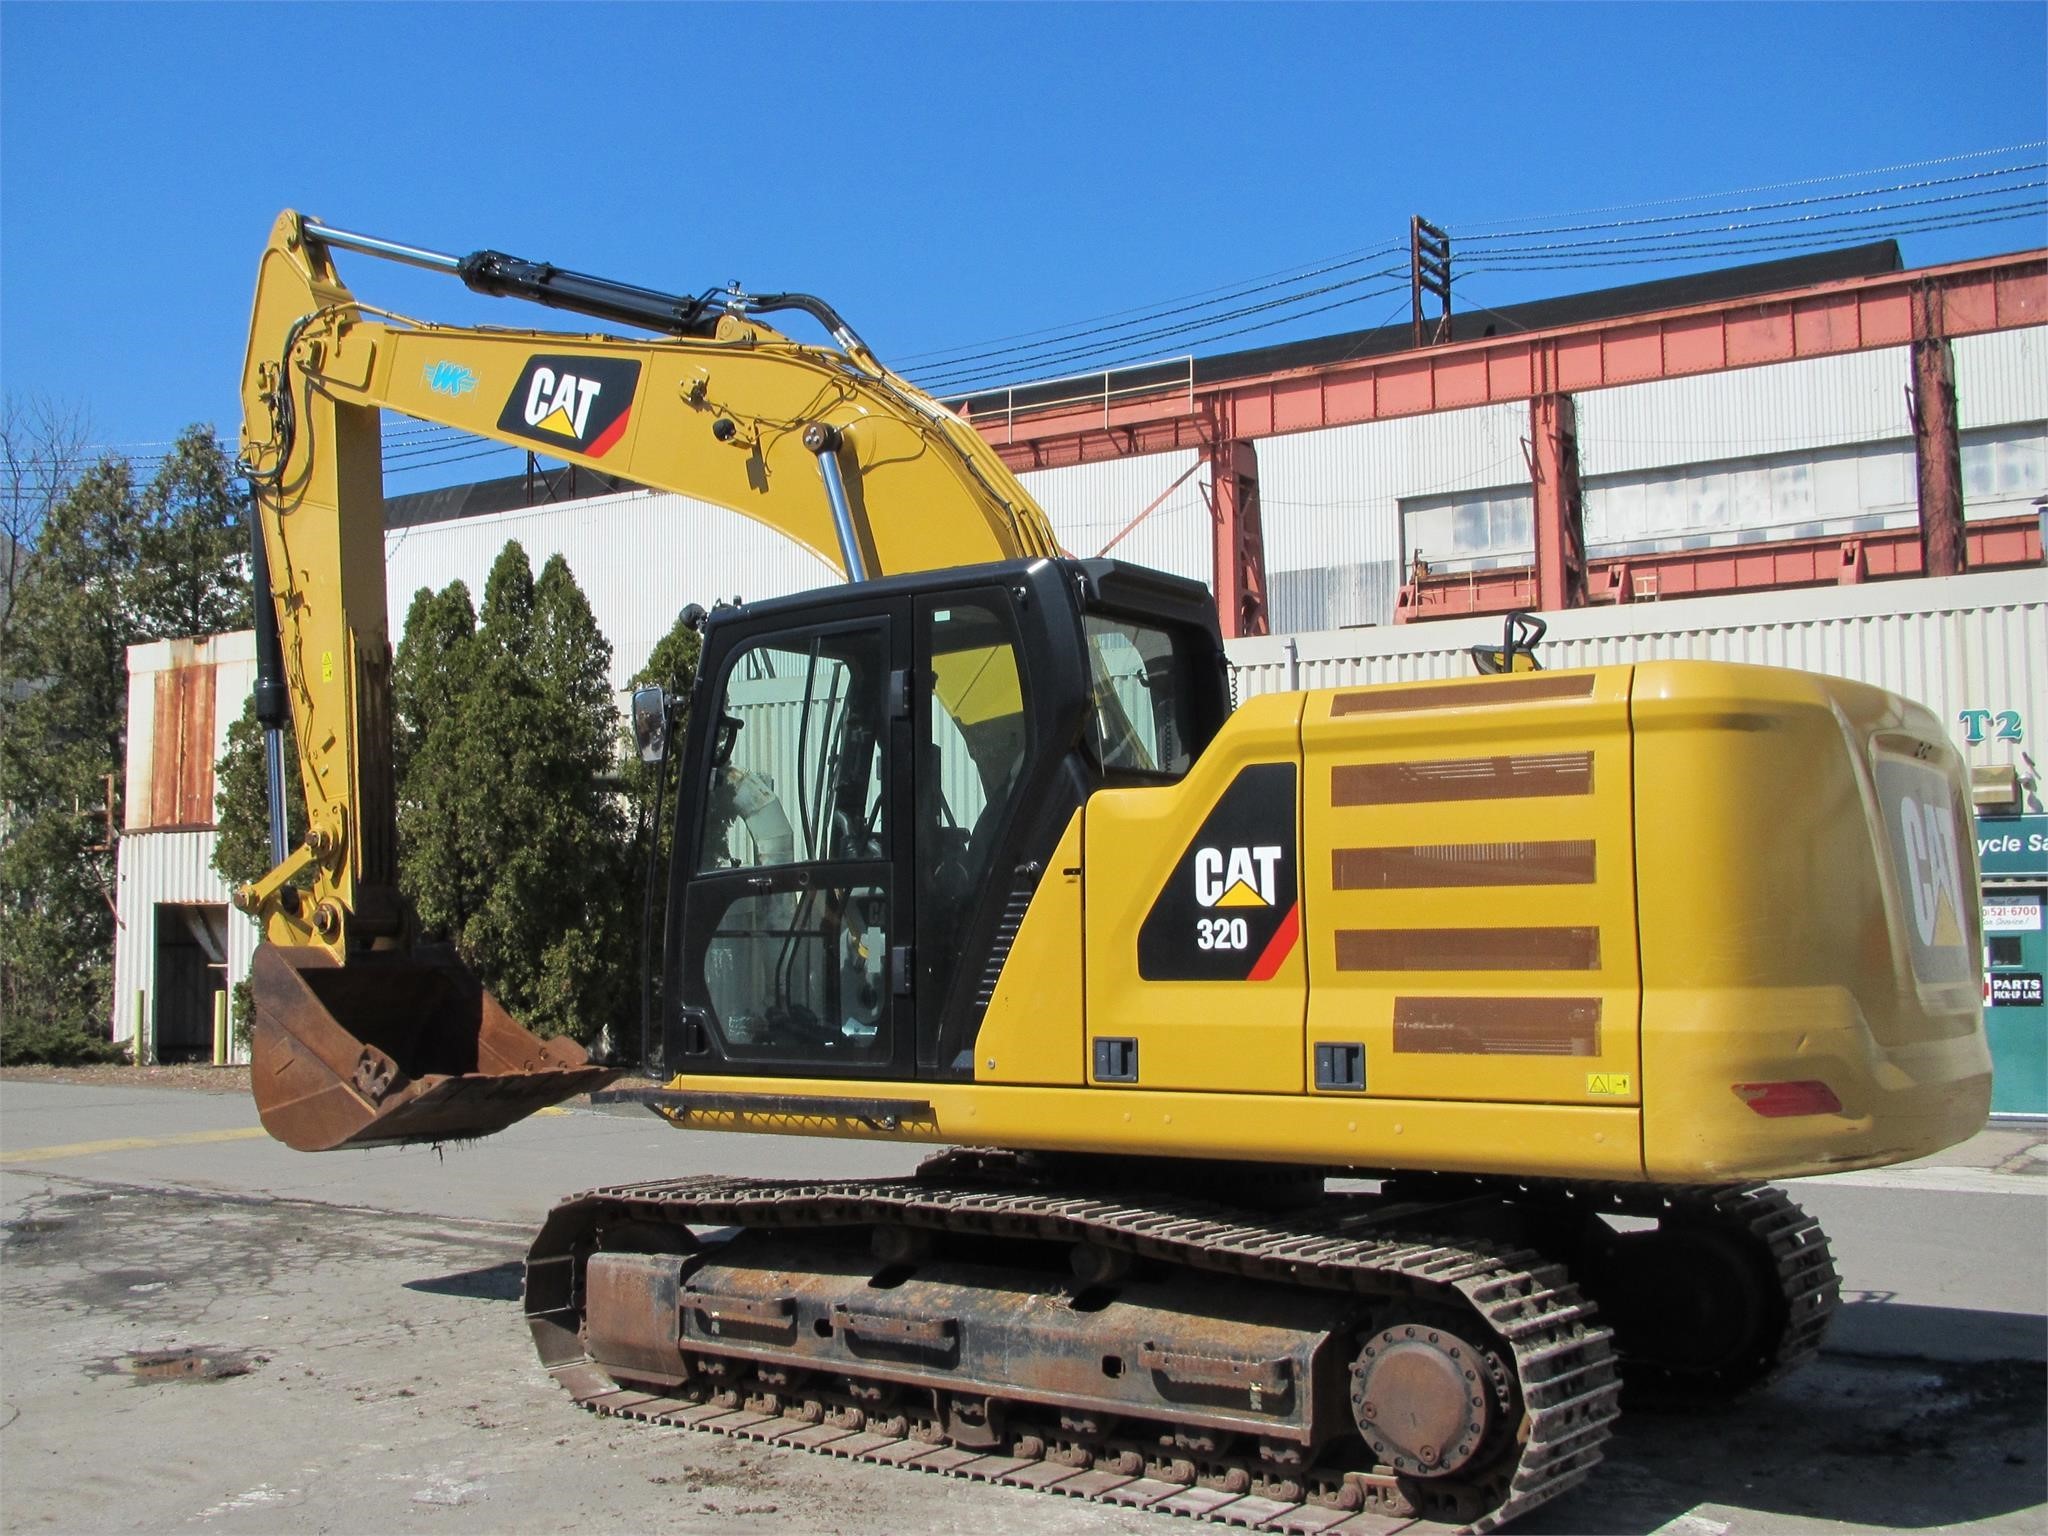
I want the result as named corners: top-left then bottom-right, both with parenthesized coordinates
top-left (632, 686), bottom-right (671, 764)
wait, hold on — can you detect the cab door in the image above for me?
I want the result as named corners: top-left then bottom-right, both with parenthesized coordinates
top-left (912, 590), bottom-right (1040, 1075)
top-left (673, 605), bottom-right (917, 1079)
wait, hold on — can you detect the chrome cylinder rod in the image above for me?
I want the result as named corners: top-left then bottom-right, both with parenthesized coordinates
top-left (300, 221), bottom-right (462, 275)
top-left (262, 731), bottom-right (291, 868)
top-left (803, 424), bottom-right (869, 582)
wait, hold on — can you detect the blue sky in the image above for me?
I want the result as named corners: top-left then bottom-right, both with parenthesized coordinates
top-left (3, 1), bottom-right (2044, 485)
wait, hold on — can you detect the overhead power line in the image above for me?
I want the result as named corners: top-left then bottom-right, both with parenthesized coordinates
top-left (1460, 200), bottom-right (2047, 275)
top-left (1461, 175), bottom-right (2045, 260)
top-left (897, 241), bottom-right (1405, 374)
top-left (1456, 160), bottom-right (2045, 245)
top-left (915, 266), bottom-right (1409, 394)
top-left (1446, 139), bottom-right (2048, 232)
top-left (912, 151), bottom-right (2047, 396)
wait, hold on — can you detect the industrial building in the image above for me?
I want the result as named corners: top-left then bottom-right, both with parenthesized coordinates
top-left (111, 241), bottom-right (2046, 1111)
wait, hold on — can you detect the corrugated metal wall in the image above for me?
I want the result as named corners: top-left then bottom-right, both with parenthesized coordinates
top-left (110, 830), bottom-right (257, 1061)
top-left (1257, 403), bottom-right (1529, 632)
top-left (384, 488), bottom-right (840, 697)
top-left (1576, 349), bottom-right (1916, 474)
top-left (115, 633), bottom-right (261, 1058)
top-left (1019, 450), bottom-right (1211, 583)
top-left (1227, 568), bottom-right (2046, 787)
top-left (1954, 327), bottom-right (2048, 428)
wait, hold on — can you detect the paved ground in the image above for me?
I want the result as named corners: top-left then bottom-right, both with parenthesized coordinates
top-left (2, 1080), bottom-right (2042, 1535)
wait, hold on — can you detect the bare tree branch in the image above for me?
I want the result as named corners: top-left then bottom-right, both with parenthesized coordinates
top-left (0, 395), bottom-right (95, 661)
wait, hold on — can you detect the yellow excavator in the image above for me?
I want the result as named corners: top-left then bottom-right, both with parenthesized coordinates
top-left (236, 211), bottom-right (1992, 1532)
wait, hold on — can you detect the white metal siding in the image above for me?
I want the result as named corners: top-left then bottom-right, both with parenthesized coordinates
top-left (1227, 569), bottom-right (2046, 789)
top-left (1953, 327), bottom-right (2048, 428)
top-left (1258, 402), bottom-right (1529, 632)
top-left (1018, 451), bottom-right (1211, 585)
top-left (1576, 349), bottom-right (1916, 475)
top-left (110, 828), bottom-right (256, 1061)
top-left (384, 489), bottom-right (840, 698)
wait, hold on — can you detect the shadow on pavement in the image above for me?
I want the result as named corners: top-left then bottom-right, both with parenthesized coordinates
top-left (1828, 1293), bottom-right (2048, 1363)
top-left (1523, 1342), bottom-right (2045, 1533)
top-left (403, 1260), bottom-right (524, 1302)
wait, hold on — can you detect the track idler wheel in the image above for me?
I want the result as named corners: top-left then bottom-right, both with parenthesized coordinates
top-left (1593, 1220), bottom-right (1779, 1395)
top-left (1349, 1320), bottom-right (1513, 1479)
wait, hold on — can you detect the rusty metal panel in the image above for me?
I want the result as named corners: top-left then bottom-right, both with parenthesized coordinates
top-left (147, 659), bottom-right (216, 828)
top-left (1329, 673), bottom-right (1593, 715)
top-left (124, 632), bottom-right (256, 832)
top-left (1333, 841), bottom-right (1597, 890)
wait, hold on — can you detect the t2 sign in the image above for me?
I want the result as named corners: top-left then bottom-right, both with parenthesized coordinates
top-left (1958, 709), bottom-right (2024, 745)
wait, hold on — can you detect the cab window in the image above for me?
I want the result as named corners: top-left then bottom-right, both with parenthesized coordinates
top-left (1084, 614), bottom-right (1195, 778)
top-left (698, 626), bottom-right (887, 871)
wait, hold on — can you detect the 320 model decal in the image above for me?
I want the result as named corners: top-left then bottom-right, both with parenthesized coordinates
top-left (1138, 762), bottom-right (1300, 981)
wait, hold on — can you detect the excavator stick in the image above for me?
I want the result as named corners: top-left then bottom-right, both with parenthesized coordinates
top-left (248, 945), bottom-right (618, 1152)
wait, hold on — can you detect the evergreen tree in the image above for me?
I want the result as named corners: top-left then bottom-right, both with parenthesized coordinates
top-left (392, 581), bottom-right (481, 939)
top-left (210, 695), bottom-right (306, 892)
top-left (453, 547), bottom-right (629, 1043)
top-left (0, 456), bottom-right (142, 1060)
top-left (390, 544), bottom-right (631, 1046)
top-left (392, 580), bottom-right (477, 788)
top-left (1, 427), bottom-right (251, 1061)
top-left (133, 426), bottom-right (251, 638)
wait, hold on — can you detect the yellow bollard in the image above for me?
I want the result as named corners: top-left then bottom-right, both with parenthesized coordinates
top-left (213, 989), bottom-right (230, 1066)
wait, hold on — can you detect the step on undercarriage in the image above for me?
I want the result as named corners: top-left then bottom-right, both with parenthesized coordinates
top-left (525, 1152), bottom-right (1837, 1533)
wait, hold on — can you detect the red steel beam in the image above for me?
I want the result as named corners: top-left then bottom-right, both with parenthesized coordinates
top-left (973, 250), bottom-right (2048, 473)
top-left (1529, 392), bottom-right (1587, 611)
top-left (1910, 282), bottom-right (1968, 578)
top-left (1207, 438), bottom-right (1269, 638)
top-left (1394, 515), bottom-right (2042, 621)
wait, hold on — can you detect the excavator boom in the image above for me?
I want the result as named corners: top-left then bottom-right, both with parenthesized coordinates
top-left (236, 211), bottom-right (1060, 1150)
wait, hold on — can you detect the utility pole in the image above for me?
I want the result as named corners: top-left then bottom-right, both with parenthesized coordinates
top-left (1410, 217), bottom-right (1453, 348)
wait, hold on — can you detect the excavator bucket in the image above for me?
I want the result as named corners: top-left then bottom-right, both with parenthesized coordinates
top-left (248, 944), bottom-right (620, 1153)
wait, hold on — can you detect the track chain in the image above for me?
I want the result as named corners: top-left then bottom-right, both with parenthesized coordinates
top-left (535, 1167), bottom-right (1622, 1533)
top-left (1531, 1178), bottom-right (1839, 1395)
top-left (1685, 1182), bottom-right (1841, 1387)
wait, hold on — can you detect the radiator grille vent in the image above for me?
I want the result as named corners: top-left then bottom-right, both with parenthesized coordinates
top-left (971, 868), bottom-right (1042, 1014)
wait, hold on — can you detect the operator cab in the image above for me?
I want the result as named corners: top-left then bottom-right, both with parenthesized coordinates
top-left (651, 558), bottom-right (1229, 1082)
